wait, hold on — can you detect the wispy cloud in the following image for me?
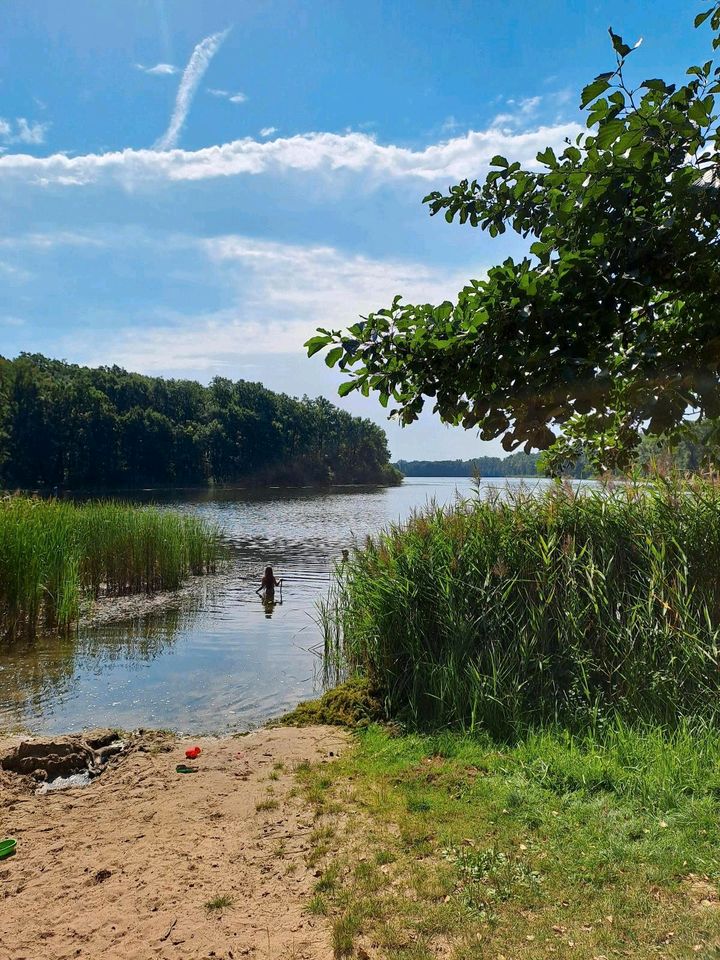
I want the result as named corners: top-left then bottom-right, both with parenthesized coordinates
top-left (0, 117), bottom-right (48, 146)
top-left (155, 28), bottom-right (231, 150)
top-left (0, 123), bottom-right (582, 186)
top-left (135, 62), bottom-right (178, 76)
top-left (0, 231), bottom-right (108, 249)
top-left (492, 95), bottom-right (542, 128)
top-left (259, 126), bottom-right (277, 138)
top-left (207, 88), bottom-right (247, 103)
top-left (69, 232), bottom-right (475, 368)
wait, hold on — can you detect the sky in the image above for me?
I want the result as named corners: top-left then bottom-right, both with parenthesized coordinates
top-left (0, 1), bottom-right (711, 460)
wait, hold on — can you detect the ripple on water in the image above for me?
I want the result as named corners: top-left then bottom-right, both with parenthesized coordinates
top-left (0, 477), bottom-right (582, 734)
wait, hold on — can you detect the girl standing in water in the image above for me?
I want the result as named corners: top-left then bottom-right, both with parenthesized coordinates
top-left (257, 566), bottom-right (281, 599)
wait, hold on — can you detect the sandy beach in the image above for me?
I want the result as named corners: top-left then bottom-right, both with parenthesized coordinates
top-left (0, 725), bottom-right (347, 960)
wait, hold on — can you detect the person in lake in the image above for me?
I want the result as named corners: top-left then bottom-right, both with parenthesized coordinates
top-left (257, 566), bottom-right (281, 599)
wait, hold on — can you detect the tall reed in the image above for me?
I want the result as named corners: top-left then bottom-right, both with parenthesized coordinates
top-left (0, 496), bottom-right (222, 639)
top-left (322, 476), bottom-right (720, 734)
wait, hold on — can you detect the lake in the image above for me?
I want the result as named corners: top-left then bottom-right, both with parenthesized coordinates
top-left (0, 477), bottom-right (563, 735)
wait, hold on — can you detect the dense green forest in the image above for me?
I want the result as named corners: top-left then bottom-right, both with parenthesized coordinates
top-left (395, 453), bottom-right (539, 477)
top-left (0, 354), bottom-right (400, 489)
top-left (394, 452), bottom-right (590, 478)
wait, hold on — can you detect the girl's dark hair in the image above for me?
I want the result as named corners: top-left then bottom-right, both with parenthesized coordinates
top-left (264, 566), bottom-right (274, 578)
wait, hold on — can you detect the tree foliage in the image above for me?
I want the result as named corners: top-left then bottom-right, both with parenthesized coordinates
top-left (0, 354), bottom-right (400, 489)
top-left (308, 7), bottom-right (720, 472)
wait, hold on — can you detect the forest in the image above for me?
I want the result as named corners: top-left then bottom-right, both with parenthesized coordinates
top-left (0, 354), bottom-right (400, 489)
top-left (395, 452), bottom-right (543, 477)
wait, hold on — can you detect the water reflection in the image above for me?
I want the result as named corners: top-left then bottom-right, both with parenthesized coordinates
top-left (0, 477), bottom-right (576, 734)
top-left (262, 596), bottom-right (281, 619)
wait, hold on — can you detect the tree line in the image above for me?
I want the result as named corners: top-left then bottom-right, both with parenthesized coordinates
top-left (397, 429), bottom-right (720, 480)
top-left (395, 452), bottom-right (544, 477)
top-left (0, 354), bottom-right (401, 489)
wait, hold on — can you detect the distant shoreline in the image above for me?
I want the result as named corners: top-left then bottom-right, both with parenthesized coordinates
top-left (2, 478), bottom-right (403, 498)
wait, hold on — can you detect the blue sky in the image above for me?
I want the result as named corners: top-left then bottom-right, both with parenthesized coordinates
top-left (0, 1), bottom-right (711, 459)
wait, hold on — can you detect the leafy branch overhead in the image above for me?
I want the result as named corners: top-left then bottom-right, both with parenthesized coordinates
top-left (307, 6), bottom-right (720, 472)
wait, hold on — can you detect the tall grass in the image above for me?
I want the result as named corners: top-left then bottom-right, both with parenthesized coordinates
top-left (0, 496), bottom-right (222, 639)
top-left (323, 475), bottom-right (720, 734)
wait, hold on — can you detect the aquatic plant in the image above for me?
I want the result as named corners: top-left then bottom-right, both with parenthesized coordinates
top-left (0, 496), bottom-right (222, 640)
top-left (322, 475), bottom-right (720, 733)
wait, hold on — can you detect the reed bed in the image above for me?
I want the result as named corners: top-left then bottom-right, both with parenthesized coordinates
top-left (0, 496), bottom-right (222, 639)
top-left (323, 476), bottom-right (720, 734)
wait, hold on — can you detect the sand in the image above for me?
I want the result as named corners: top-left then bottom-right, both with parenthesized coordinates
top-left (0, 726), bottom-right (347, 960)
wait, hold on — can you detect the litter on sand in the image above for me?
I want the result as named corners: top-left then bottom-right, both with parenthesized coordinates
top-left (0, 839), bottom-right (17, 860)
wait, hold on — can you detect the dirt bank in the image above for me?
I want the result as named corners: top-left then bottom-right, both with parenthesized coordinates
top-left (0, 726), bottom-right (347, 960)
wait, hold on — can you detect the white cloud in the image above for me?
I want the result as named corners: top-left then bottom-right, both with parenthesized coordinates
top-left (155, 28), bottom-right (231, 150)
top-left (0, 230), bottom-right (107, 249)
top-left (0, 117), bottom-right (48, 146)
top-left (0, 261), bottom-right (31, 281)
top-left (259, 127), bottom-right (277, 137)
top-left (440, 116), bottom-right (463, 134)
top-left (135, 62), bottom-right (178, 76)
top-left (75, 232), bottom-right (476, 370)
top-left (493, 95), bottom-right (543, 129)
top-left (0, 123), bottom-right (582, 187)
top-left (14, 118), bottom-right (48, 145)
top-left (207, 88), bottom-right (247, 103)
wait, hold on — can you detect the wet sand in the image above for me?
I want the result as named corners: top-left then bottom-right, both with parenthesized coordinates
top-left (0, 726), bottom-right (347, 960)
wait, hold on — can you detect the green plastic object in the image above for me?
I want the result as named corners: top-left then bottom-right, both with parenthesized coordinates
top-left (0, 839), bottom-right (17, 860)
top-left (175, 764), bottom-right (199, 774)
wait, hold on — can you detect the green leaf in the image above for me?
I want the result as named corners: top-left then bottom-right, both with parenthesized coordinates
top-left (490, 155), bottom-right (509, 167)
top-left (325, 347), bottom-right (343, 368)
top-left (536, 147), bottom-right (558, 167)
top-left (305, 335), bottom-right (332, 358)
top-left (608, 28), bottom-right (632, 58)
top-left (337, 381), bottom-right (356, 397)
top-left (642, 78), bottom-right (671, 92)
top-left (695, 7), bottom-right (715, 27)
top-left (581, 76), bottom-right (612, 108)
top-left (595, 118), bottom-right (625, 149)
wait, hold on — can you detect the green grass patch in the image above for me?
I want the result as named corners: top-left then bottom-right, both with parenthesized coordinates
top-left (297, 723), bottom-right (720, 959)
top-left (204, 894), bottom-right (234, 912)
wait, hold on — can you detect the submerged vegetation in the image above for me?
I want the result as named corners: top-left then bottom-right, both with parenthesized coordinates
top-left (0, 496), bottom-right (221, 640)
top-left (0, 353), bottom-right (400, 489)
top-left (277, 676), bottom-right (384, 728)
top-left (323, 475), bottom-right (720, 735)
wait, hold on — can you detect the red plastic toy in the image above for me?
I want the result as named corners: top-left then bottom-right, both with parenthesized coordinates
top-left (185, 746), bottom-right (202, 760)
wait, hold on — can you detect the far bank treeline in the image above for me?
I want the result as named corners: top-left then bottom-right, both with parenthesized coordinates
top-left (0, 354), bottom-right (401, 489)
top-left (396, 452), bottom-right (591, 478)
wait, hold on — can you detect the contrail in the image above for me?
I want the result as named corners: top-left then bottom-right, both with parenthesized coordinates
top-left (155, 27), bottom-right (230, 150)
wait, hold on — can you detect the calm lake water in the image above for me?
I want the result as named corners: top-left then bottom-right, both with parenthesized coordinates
top-left (0, 477), bottom-right (564, 735)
